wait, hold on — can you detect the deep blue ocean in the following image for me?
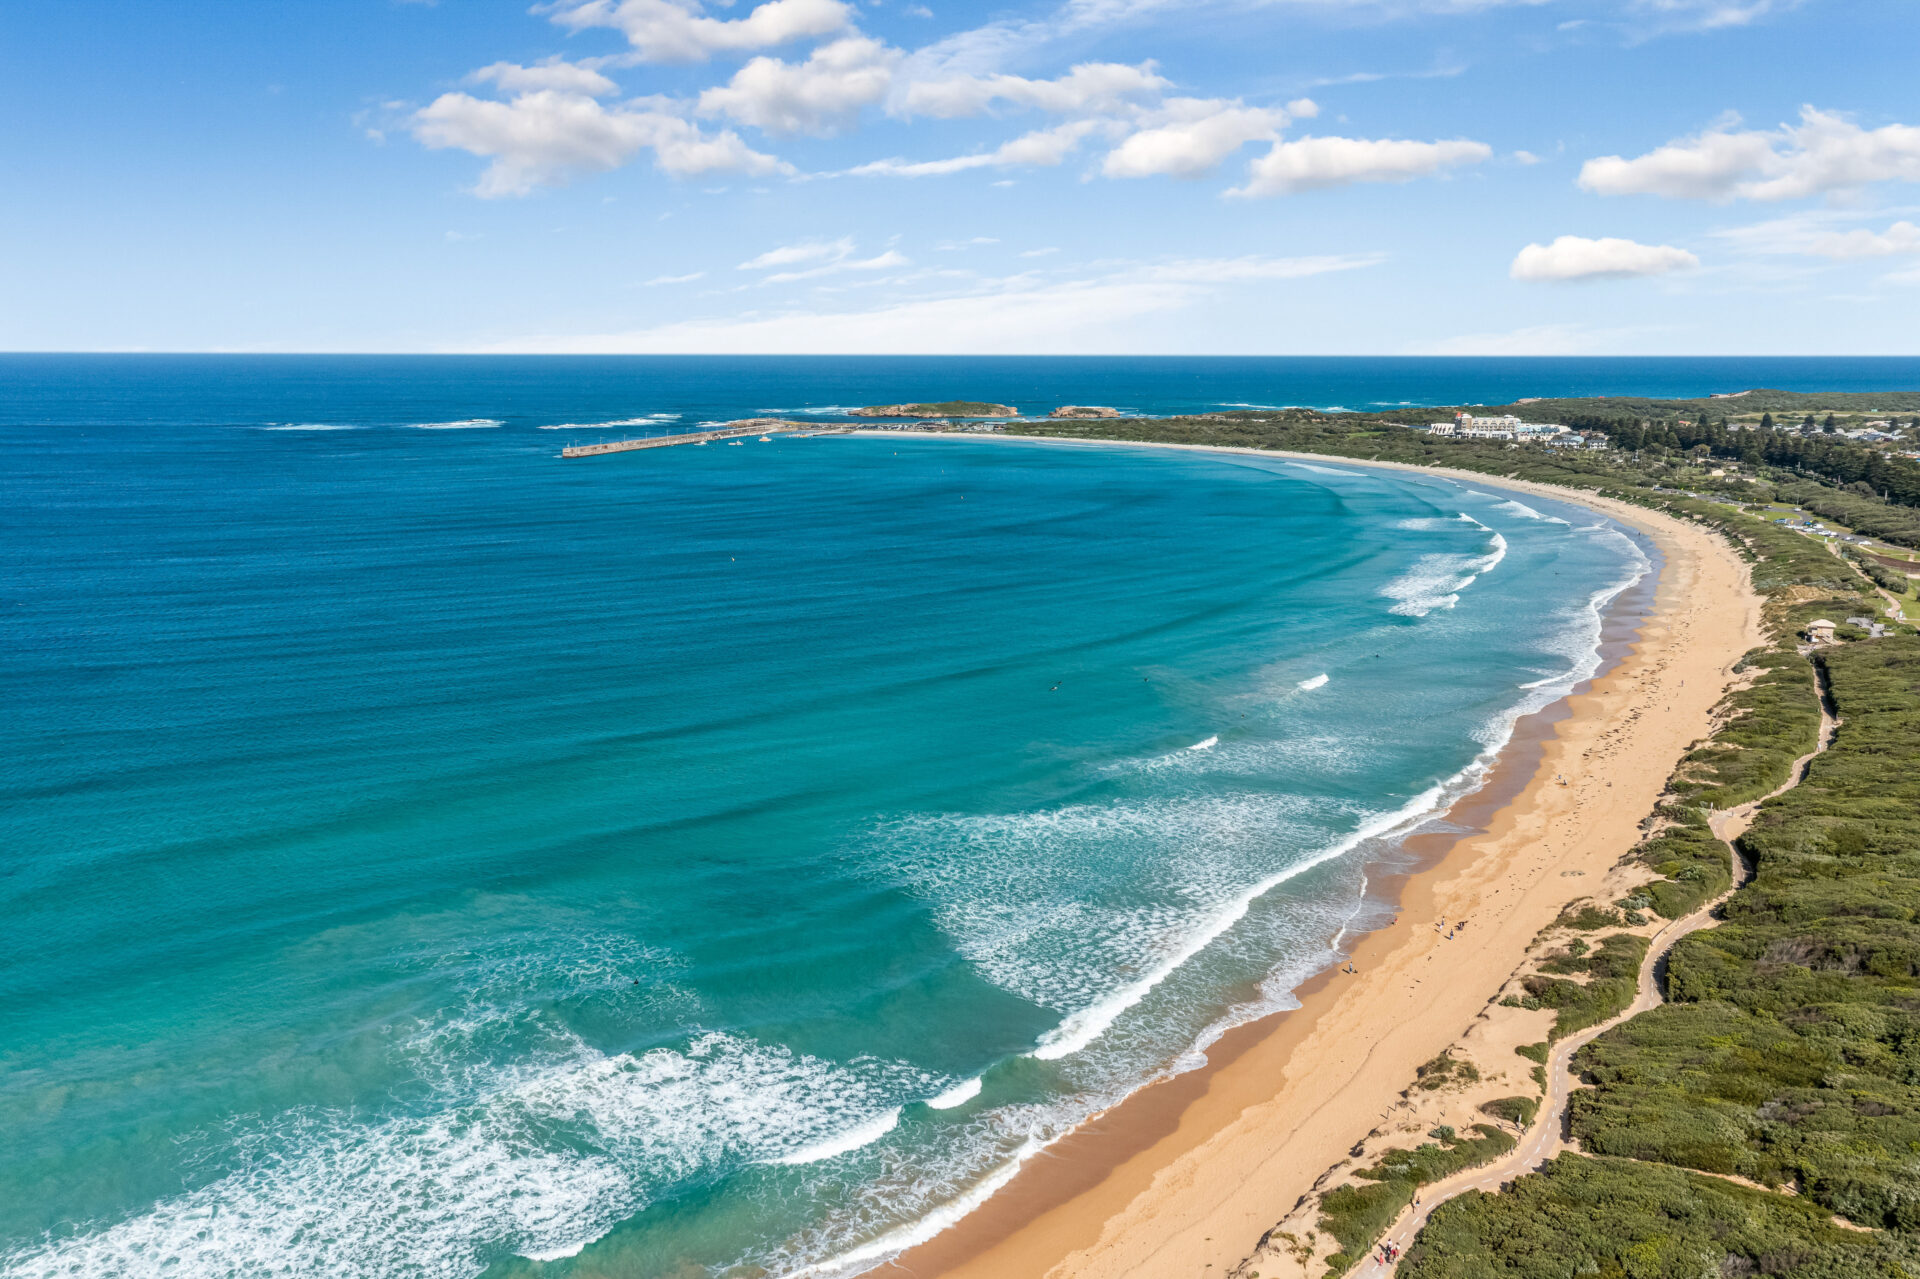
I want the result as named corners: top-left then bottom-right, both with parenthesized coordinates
top-left (2, 357), bottom-right (1911, 1279)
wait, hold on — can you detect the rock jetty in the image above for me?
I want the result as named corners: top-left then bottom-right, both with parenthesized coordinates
top-left (1049, 405), bottom-right (1123, 418)
top-left (850, 402), bottom-right (1017, 418)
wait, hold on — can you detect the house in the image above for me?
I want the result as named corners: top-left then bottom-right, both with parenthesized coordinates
top-left (1806, 618), bottom-right (1837, 643)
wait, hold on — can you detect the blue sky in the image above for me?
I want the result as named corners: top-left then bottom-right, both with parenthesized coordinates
top-left (3, 0), bottom-right (1916, 353)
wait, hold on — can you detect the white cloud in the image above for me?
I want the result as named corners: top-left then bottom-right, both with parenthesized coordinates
top-left (1509, 235), bottom-right (1699, 281)
top-left (763, 248), bottom-right (910, 282)
top-left (1628, 0), bottom-right (1792, 31)
top-left (1102, 100), bottom-right (1287, 179)
top-left (698, 36), bottom-right (897, 135)
top-left (549, 0), bottom-right (853, 63)
top-left (1139, 252), bottom-right (1386, 281)
top-left (739, 237), bottom-right (857, 268)
top-left (844, 120), bottom-right (1099, 176)
top-left (412, 90), bottom-right (786, 196)
top-left (1801, 220), bottom-right (1920, 258)
top-left (468, 60), bottom-right (619, 97)
top-left (1229, 135), bottom-right (1490, 197)
top-left (893, 60), bottom-right (1169, 119)
top-left (1021, 246), bottom-right (1059, 257)
top-left (646, 271), bottom-right (707, 284)
top-left (1579, 107), bottom-right (1920, 202)
top-left (1715, 210), bottom-right (1920, 258)
top-left (456, 253), bottom-right (1379, 353)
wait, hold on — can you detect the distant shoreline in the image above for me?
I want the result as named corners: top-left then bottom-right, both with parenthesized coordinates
top-left (824, 430), bottom-right (1764, 1279)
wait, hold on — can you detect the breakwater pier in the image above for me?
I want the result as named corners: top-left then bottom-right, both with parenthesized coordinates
top-left (560, 419), bottom-right (844, 458)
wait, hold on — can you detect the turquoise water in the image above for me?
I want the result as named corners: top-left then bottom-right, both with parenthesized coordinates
top-left (0, 358), bottom-right (1679, 1278)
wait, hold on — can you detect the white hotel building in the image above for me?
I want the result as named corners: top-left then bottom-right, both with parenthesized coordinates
top-left (1425, 412), bottom-right (1570, 442)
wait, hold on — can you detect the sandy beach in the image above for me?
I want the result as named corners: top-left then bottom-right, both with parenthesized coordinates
top-left (846, 433), bottom-right (1766, 1279)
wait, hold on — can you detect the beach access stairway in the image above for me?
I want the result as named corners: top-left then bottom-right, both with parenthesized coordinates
top-left (560, 421), bottom-right (845, 457)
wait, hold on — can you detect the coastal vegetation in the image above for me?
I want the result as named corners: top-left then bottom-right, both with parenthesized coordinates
top-left (1567, 638), bottom-right (1920, 1230)
top-left (850, 401), bottom-right (1017, 417)
top-left (1006, 395), bottom-right (1920, 1276)
top-left (1316, 1124), bottom-right (1517, 1276)
top-left (1401, 1153), bottom-right (1920, 1277)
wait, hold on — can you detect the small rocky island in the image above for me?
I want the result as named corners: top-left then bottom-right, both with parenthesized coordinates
top-left (1049, 405), bottom-right (1123, 419)
top-left (850, 402), bottom-right (1018, 418)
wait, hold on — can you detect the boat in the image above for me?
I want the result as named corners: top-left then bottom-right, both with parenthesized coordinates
top-left (759, 435), bottom-right (772, 442)
top-left (728, 440), bottom-right (745, 446)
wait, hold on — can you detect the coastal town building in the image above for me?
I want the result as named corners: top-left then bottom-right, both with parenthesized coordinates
top-left (1422, 412), bottom-right (1572, 443)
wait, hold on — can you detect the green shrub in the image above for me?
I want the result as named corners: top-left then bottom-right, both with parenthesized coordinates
top-left (1478, 1096), bottom-right (1539, 1127)
top-left (1565, 639), bottom-right (1920, 1231)
top-left (1318, 1125), bottom-right (1517, 1276)
top-left (1400, 1153), bottom-right (1920, 1277)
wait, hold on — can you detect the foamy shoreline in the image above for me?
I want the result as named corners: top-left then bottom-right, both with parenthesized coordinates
top-left (818, 430), bottom-right (1763, 1279)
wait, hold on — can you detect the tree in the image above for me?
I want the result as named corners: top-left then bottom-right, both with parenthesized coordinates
top-left (1760, 412), bottom-right (1775, 430)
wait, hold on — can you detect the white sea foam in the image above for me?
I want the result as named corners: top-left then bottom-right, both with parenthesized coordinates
top-left (539, 416), bottom-right (677, 430)
top-left (263, 423), bottom-right (358, 431)
top-left (1297, 673), bottom-right (1330, 691)
top-left (774, 1108), bottom-right (902, 1165)
top-left (1492, 498), bottom-right (1569, 525)
top-left (1025, 783), bottom-right (1448, 1061)
top-left (1186, 735), bottom-right (1219, 751)
top-left (1284, 461), bottom-right (1366, 477)
top-left (1379, 520), bottom-right (1506, 618)
top-left (0, 1028), bottom-right (933, 1279)
top-left (925, 1077), bottom-right (983, 1109)
top-left (784, 1130), bottom-right (1052, 1278)
top-left (408, 419), bottom-right (503, 429)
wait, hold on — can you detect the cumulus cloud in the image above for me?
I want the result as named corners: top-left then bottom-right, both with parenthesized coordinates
top-left (698, 36), bottom-right (897, 135)
top-left (469, 60), bottom-right (619, 96)
top-left (893, 60), bottom-right (1169, 119)
top-left (1579, 107), bottom-right (1920, 202)
top-left (1229, 135), bottom-right (1490, 197)
top-left (1509, 235), bottom-right (1699, 281)
top-left (549, 0), bottom-right (852, 63)
top-left (845, 121), bottom-right (1099, 176)
top-left (1102, 100), bottom-right (1288, 179)
top-left (412, 90), bottom-right (785, 195)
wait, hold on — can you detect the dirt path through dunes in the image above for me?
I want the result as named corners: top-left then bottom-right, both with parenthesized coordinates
top-left (1359, 666), bottom-right (1839, 1276)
